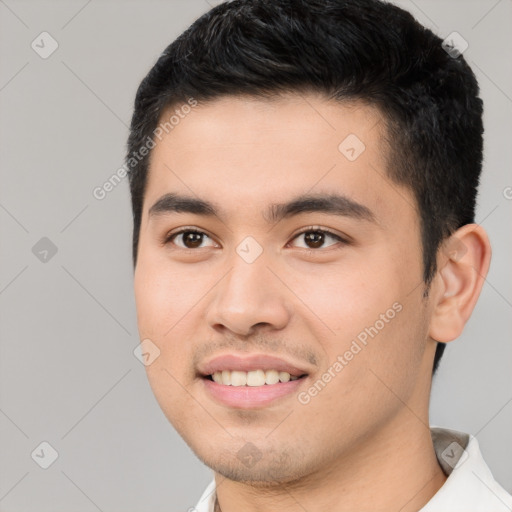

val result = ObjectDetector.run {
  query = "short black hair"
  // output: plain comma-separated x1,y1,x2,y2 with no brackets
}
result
126,0,484,374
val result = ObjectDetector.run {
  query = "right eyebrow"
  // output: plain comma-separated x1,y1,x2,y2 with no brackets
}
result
148,193,217,218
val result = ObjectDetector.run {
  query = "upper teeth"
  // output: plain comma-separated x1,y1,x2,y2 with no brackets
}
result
211,370,299,386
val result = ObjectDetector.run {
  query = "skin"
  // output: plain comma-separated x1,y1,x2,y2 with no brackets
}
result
133,93,491,512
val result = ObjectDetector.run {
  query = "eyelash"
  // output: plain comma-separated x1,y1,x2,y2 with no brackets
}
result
162,226,349,252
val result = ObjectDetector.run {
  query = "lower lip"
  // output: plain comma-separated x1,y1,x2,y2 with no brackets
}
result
202,377,305,409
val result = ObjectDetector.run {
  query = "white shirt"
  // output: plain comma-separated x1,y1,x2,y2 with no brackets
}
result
192,427,512,512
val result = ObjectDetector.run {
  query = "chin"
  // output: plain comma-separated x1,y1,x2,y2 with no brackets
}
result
192,441,315,486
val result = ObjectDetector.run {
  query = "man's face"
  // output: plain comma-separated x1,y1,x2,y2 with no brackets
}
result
134,94,437,483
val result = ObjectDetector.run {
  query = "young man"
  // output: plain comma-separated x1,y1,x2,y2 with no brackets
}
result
126,0,511,510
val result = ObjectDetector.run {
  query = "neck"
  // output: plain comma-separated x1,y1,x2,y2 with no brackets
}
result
213,414,447,512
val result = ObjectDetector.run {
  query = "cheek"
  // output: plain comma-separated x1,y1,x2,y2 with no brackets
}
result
134,251,207,337
290,254,426,386
294,298,428,441
134,261,186,384
282,258,392,336
135,259,198,420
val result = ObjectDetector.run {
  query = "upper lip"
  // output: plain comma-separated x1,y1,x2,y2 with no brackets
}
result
197,353,311,378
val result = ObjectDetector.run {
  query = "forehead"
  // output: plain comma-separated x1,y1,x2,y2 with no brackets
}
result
143,94,416,227
152,94,385,163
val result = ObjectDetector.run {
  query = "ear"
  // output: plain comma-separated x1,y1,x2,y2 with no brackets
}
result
429,224,492,343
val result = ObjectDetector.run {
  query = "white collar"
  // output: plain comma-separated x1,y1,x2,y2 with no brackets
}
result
193,427,512,512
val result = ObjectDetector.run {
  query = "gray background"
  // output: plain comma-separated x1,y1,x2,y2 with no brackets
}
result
0,0,510,510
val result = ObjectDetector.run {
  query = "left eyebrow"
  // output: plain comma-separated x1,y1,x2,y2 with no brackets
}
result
148,192,376,224
264,193,376,224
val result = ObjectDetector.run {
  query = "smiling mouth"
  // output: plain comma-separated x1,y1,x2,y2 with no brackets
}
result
205,369,308,386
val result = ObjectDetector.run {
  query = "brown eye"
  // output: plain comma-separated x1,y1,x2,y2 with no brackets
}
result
165,229,215,249
290,229,345,250
304,231,325,248
181,231,204,248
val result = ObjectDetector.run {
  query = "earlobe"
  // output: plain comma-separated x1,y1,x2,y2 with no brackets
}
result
429,224,492,343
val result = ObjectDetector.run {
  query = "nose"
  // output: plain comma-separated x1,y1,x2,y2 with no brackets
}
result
205,250,292,337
